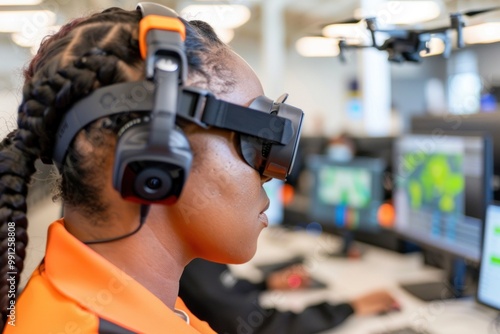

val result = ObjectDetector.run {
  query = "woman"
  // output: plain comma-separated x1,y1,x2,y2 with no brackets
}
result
0,3,302,333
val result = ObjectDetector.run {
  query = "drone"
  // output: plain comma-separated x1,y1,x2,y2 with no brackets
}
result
329,6,500,63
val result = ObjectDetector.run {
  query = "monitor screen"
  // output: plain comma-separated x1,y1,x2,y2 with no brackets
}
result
478,203,500,310
394,134,492,262
411,113,500,201
307,156,386,231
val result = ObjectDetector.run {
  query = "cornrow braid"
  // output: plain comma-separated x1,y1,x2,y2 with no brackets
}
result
0,9,143,327
0,130,36,328
0,6,232,328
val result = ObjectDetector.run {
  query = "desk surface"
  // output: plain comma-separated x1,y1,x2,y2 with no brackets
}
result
232,227,499,334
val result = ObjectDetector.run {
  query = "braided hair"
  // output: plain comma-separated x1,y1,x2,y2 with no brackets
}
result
0,6,230,327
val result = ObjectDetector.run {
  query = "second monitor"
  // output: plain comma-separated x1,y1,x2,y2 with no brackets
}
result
394,133,493,262
393,133,493,300
307,155,387,241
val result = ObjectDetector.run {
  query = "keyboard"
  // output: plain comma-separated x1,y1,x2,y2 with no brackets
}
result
374,327,432,334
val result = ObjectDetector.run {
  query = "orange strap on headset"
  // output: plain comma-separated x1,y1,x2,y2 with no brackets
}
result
139,15,186,59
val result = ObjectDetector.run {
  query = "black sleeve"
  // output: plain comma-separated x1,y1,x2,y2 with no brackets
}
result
179,259,355,334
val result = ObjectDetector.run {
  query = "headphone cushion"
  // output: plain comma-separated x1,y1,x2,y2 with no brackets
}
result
113,120,192,204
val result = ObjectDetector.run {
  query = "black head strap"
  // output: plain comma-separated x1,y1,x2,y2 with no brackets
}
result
52,83,294,167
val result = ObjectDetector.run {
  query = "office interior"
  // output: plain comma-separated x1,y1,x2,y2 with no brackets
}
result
2,0,500,333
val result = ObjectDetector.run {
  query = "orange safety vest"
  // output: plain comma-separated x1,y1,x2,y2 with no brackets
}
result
3,219,216,334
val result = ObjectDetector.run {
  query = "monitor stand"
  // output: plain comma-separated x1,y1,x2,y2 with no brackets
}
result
400,257,477,301
324,230,364,259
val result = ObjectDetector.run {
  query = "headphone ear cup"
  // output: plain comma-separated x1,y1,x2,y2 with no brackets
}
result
113,118,192,205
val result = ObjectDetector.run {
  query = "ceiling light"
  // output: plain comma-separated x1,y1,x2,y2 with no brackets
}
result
420,36,446,57
180,4,251,29
0,0,42,5
295,37,340,57
464,22,500,45
213,28,234,43
356,1,441,25
0,10,56,33
12,25,61,48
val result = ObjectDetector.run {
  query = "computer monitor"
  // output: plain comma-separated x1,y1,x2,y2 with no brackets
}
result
394,133,492,262
477,203,500,310
352,136,395,200
394,133,493,300
307,155,386,233
411,113,500,201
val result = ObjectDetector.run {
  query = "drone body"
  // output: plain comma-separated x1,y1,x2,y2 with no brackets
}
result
330,6,500,63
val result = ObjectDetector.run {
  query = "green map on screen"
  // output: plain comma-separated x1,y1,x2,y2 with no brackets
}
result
400,153,464,213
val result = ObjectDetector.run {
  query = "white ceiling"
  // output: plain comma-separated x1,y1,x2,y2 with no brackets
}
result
1,0,500,79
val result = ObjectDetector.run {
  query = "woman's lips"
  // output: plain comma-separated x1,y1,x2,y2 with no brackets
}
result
259,200,270,227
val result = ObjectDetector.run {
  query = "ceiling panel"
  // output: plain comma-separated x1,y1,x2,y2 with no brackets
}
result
1,0,500,78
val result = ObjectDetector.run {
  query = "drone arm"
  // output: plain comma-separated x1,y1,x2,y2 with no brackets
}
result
451,13,465,48
364,17,380,49
338,39,347,63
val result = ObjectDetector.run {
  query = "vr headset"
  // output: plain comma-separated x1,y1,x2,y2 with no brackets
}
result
52,2,304,205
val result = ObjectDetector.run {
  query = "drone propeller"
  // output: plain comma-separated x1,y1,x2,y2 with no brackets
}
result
321,17,361,27
462,6,500,17
337,17,360,24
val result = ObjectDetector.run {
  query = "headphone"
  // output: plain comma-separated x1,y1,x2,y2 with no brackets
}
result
52,2,304,206
112,3,192,205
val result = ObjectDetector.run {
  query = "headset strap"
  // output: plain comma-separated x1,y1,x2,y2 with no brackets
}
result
178,87,293,144
52,82,293,167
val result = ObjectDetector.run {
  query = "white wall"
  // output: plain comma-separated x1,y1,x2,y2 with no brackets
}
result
231,36,358,137
284,50,358,136
473,43,500,81
22,196,62,289
0,48,26,139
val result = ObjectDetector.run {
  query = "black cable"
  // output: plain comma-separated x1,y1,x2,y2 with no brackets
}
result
83,204,151,245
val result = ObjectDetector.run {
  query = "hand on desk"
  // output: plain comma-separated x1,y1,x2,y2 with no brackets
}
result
265,264,400,317
266,264,312,290
351,290,401,316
